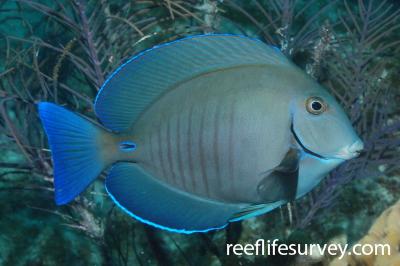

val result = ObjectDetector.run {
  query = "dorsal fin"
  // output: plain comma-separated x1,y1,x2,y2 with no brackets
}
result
94,34,292,132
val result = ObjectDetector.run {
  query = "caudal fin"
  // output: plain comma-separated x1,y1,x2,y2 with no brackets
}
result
38,102,107,205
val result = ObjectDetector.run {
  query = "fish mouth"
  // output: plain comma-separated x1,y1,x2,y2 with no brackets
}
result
290,123,327,160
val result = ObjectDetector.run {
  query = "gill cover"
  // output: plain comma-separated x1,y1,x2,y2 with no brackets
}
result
291,90,362,159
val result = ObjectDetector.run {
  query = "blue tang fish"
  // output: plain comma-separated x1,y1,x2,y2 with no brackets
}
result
38,34,364,233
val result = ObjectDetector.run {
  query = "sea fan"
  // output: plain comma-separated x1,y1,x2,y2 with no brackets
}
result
296,0,400,228
0,1,209,264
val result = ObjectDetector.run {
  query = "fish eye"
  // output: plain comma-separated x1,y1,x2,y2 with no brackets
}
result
306,97,327,115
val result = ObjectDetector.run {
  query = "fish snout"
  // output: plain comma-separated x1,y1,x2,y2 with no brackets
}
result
349,139,364,155
335,139,364,160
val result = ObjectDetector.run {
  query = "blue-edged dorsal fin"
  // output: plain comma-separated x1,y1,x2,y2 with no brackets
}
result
105,162,246,233
94,34,291,132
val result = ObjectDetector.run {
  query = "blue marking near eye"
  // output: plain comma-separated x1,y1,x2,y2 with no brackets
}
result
119,141,137,152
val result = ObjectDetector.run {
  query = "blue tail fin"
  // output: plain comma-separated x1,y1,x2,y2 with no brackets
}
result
38,102,106,205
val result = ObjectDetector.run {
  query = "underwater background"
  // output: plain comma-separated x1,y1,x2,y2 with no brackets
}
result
0,0,399,265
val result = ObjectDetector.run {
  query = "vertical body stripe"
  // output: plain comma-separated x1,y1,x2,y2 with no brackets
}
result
176,112,186,190
148,125,155,163
157,116,168,181
198,102,210,197
213,99,222,188
186,105,196,191
228,96,237,194
166,116,177,185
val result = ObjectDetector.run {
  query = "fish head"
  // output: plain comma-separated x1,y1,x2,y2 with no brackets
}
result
290,85,363,161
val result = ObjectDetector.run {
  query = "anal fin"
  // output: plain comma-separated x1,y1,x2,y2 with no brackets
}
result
105,163,244,233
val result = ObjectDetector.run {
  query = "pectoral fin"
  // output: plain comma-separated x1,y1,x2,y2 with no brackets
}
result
257,148,300,203
230,204,267,221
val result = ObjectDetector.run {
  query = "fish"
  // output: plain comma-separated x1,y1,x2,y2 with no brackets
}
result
38,34,364,234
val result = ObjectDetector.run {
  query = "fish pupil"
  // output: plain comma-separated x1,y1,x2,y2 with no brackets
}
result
311,101,322,111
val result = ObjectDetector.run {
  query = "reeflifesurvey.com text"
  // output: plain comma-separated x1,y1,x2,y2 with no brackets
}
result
226,239,391,259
